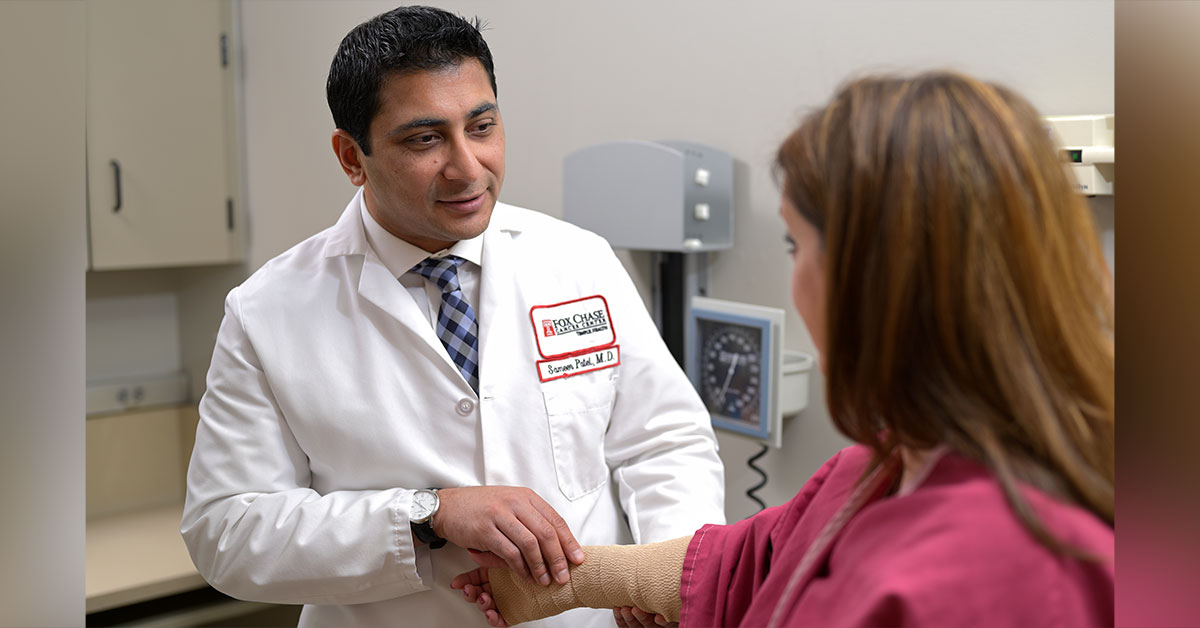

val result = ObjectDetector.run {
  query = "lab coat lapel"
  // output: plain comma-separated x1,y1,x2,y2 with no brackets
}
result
477,218,522,399
356,250,444,351
357,253,479,391
476,210,541,486
325,193,464,383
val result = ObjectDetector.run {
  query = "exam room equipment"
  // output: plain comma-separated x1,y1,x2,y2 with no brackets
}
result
565,140,733,367
1045,114,1115,195
563,140,813,451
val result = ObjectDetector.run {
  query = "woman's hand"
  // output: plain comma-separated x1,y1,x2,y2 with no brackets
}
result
614,606,677,627
451,567,510,627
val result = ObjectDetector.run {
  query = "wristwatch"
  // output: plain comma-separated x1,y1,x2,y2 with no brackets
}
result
410,488,447,549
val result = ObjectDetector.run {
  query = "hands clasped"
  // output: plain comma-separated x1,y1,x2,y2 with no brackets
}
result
451,534,692,627
434,486,585,586
450,568,675,628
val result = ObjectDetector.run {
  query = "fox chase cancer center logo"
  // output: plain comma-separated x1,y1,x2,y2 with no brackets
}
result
530,295,616,359
543,310,608,338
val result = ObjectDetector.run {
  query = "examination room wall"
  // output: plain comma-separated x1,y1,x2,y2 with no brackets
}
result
238,0,1114,522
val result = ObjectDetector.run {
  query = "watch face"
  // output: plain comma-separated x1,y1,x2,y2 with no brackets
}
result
412,490,438,521
697,319,762,424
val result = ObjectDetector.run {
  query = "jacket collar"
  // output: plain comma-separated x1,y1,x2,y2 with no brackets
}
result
321,187,371,260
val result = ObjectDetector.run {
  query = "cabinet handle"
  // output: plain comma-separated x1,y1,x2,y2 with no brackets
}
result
110,159,123,213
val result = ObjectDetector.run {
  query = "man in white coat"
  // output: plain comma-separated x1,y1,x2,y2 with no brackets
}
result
181,6,725,627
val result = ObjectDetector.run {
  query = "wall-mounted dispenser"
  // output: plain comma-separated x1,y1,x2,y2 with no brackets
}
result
564,140,734,252
1045,114,1114,196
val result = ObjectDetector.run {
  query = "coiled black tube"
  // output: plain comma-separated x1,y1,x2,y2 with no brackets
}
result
746,443,769,512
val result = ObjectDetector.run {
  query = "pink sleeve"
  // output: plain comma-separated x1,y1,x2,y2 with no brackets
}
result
679,451,844,627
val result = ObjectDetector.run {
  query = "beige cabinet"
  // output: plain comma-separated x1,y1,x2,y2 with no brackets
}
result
86,0,243,270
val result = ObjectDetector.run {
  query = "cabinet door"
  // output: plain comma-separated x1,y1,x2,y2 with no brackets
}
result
87,0,241,270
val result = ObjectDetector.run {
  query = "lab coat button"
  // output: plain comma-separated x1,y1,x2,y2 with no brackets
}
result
456,398,475,415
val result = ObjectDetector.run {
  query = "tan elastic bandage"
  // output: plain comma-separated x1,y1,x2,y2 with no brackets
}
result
488,535,691,625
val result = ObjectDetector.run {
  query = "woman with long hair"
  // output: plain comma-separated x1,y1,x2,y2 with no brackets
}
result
453,71,1115,627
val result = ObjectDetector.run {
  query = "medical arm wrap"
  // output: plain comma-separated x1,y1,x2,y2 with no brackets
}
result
489,534,691,625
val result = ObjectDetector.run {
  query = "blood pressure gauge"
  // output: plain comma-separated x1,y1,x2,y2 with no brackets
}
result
699,323,763,421
688,297,784,447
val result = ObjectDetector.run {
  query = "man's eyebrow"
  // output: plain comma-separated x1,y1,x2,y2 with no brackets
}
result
385,102,497,138
387,117,447,137
467,102,497,119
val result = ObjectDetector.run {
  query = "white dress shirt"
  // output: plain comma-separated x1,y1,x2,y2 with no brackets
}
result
360,201,482,329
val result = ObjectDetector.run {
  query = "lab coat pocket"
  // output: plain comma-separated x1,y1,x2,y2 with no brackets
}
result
541,376,616,501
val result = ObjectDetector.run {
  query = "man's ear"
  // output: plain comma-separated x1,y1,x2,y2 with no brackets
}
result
332,130,368,187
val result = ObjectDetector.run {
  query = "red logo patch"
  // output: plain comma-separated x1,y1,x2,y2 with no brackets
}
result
542,320,556,336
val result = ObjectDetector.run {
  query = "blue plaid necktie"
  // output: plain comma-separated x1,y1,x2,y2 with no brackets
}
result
411,255,480,394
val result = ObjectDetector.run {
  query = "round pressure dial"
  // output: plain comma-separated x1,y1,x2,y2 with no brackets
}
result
699,323,762,422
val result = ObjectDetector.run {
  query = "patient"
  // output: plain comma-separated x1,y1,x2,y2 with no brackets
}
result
452,71,1115,627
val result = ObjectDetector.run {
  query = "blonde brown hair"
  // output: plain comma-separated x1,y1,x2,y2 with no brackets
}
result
776,71,1114,553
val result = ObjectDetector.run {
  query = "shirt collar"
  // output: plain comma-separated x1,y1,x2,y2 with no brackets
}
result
359,200,484,278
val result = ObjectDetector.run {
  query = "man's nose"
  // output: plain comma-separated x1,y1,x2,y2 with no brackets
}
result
443,137,484,181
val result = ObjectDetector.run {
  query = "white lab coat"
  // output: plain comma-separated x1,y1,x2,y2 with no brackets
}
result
181,190,725,627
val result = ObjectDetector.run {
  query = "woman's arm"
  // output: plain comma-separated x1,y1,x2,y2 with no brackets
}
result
454,535,692,625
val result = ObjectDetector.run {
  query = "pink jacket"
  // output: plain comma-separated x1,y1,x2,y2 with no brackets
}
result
680,445,1113,627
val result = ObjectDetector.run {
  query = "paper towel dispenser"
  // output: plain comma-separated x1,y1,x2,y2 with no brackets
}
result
563,140,734,252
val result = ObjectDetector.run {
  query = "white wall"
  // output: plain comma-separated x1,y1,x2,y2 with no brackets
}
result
239,0,1114,521
87,292,181,382
0,2,87,623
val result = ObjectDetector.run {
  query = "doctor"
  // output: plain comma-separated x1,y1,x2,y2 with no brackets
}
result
180,5,724,628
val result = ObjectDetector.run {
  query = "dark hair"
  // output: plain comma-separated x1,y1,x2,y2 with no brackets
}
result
776,71,1114,555
326,5,497,155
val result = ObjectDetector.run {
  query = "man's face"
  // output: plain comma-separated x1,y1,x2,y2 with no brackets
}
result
354,60,505,252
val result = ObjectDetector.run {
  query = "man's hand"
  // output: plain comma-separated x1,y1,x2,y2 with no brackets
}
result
434,486,585,585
